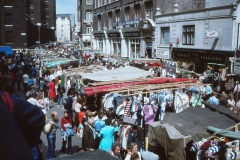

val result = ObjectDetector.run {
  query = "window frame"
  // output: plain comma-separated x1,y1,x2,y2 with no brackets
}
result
182,25,195,45
5,13,13,25
86,27,91,34
160,27,170,45
86,0,93,5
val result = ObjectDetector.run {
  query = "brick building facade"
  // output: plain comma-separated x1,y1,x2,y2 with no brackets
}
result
0,0,56,49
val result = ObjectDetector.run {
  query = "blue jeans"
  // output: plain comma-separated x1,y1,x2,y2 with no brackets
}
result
57,94,63,105
47,134,56,159
30,146,39,160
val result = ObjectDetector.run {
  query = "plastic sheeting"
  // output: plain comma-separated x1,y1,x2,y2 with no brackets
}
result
80,66,152,82
163,107,237,142
148,122,192,160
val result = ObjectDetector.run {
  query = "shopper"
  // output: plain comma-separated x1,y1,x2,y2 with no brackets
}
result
45,111,60,159
60,111,73,155
98,119,118,152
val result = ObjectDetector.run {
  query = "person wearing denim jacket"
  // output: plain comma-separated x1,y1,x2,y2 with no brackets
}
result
45,111,60,159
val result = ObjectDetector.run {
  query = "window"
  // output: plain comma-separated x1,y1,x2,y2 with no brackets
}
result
30,12,34,20
45,5,49,9
145,2,153,19
5,13,12,25
30,3,34,9
86,27,91,34
5,31,13,43
115,10,120,22
86,0,93,5
125,7,130,20
134,5,140,19
182,25,195,45
99,38,103,52
98,16,101,30
86,11,92,20
108,12,112,29
113,38,121,55
108,0,113,3
161,27,170,44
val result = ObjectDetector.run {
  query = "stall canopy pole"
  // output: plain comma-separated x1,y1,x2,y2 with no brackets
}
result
142,94,146,151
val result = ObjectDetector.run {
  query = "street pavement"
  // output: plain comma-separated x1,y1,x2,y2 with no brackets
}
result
15,89,82,160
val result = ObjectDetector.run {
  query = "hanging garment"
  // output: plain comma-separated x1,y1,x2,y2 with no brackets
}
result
174,92,189,113
190,94,203,107
103,93,115,110
160,102,166,120
205,85,213,95
116,102,125,116
143,105,157,124
158,92,165,103
136,103,143,126
124,100,132,117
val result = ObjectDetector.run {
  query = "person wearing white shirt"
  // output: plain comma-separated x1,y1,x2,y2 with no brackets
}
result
49,73,55,81
27,94,45,109
22,72,29,92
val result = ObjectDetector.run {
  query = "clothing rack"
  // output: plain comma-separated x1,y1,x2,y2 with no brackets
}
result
109,82,210,96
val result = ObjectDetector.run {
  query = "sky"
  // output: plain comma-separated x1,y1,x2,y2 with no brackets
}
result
56,0,77,23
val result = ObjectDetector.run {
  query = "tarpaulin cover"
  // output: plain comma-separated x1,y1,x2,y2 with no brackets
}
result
148,122,192,160
204,102,240,123
80,66,152,81
207,126,240,139
84,77,195,97
163,107,237,142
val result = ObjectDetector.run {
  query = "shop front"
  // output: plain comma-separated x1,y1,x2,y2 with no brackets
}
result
93,32,106,54
108,32,121,55
172,47,235,89
122,31,141,59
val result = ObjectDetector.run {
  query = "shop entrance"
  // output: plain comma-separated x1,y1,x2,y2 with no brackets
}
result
146,49,152,58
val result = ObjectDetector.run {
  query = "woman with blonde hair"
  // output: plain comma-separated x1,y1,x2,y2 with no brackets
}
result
37,93,47,115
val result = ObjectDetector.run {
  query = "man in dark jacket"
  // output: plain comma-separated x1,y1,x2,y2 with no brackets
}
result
82,117,95,151
0,91,45,159
65,89,75,119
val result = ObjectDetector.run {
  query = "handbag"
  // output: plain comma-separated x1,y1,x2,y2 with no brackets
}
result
43,123,53,134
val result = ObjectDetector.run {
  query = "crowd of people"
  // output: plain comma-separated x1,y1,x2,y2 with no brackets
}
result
1,44,240,160
0,47,163,160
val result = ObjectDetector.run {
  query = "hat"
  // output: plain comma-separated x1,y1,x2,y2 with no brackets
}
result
82,117,88,124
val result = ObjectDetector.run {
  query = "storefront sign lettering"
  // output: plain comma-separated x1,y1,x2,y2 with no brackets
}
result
122,19,140,26
156,50,169,59
176,53,190,58
108,33,120,37
199,55,222,62
94,33,105,37
123,32,140,37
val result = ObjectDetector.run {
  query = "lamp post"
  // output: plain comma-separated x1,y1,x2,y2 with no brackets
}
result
37,23,41,45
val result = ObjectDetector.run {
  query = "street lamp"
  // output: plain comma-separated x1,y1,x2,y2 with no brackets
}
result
37,23,41,45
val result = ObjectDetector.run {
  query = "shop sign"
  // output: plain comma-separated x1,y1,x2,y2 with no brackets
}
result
176,53,190,58
112,22,118,27
156,50,169,59
123,32,140,37
206,31,219,38
122,19,140,26
108,33,120,37
94,33,105,37
199,55,222,62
